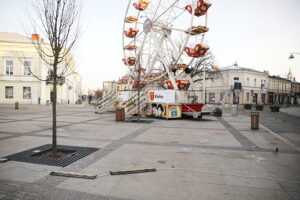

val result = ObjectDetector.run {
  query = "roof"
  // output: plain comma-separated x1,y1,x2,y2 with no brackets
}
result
218,65,268,75
268,75,291,82
118,75,129,84
0,32,32,44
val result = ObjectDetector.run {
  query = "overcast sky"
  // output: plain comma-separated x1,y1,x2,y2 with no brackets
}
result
0,0,299,91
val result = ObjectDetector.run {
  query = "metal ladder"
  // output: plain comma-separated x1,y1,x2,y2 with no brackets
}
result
95,92,117,114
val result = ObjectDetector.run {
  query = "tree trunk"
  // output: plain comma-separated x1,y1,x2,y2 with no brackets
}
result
137,69,141,122
137,86,140,122
52,65,58,156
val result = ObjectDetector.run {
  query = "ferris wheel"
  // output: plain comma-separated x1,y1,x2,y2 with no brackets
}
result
122,0,212,91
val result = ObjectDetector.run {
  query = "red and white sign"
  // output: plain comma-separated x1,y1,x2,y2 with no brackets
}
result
148,90,176,103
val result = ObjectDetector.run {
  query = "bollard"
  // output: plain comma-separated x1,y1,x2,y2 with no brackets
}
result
15,101,19,110
251,112,259,130
115,108,125,121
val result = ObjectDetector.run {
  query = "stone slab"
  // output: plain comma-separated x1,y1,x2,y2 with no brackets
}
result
240,130,275,149
134,127,242,147
57,144,300,199
0,161,58,183
0,121,70,134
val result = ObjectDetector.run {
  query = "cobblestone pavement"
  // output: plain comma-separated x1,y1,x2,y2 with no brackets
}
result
0,104,299,200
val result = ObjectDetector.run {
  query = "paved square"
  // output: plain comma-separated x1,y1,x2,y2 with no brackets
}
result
0,104,299,200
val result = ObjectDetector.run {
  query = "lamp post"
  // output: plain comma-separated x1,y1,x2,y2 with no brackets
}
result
289,52,300,59
288,52,300,104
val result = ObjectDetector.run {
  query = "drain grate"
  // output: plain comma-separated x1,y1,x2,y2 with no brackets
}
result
5,144,99,167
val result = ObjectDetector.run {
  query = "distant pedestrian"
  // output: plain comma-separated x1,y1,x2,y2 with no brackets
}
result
88,95,92,104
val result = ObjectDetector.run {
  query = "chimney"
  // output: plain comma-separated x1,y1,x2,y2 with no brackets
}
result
31,34,40,41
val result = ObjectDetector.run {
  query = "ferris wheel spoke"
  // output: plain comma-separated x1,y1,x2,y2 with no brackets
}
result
152,0,179,24
151,31,178,89
168,9,186,24
151,0,163,21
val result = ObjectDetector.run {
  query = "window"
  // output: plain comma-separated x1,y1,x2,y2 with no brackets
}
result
247,93,249,102
254,78,257,87
5,60,13,75
233,77,239,82
261,79,264,88
5,87,13,98
220,92,224,102
247,77,250,86
253,94,257,103
208,93,215,103
23,61,32,75
23,87,31,99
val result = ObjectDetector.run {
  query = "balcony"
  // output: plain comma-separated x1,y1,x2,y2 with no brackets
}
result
46,75,65,85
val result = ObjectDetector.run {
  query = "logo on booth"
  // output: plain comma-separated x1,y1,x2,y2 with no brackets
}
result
150,92,154,101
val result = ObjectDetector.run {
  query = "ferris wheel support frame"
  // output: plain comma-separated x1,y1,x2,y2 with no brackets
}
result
123,0,206,92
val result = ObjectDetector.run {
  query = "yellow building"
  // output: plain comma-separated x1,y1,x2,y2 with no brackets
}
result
0,32,81,104
268,75,291,104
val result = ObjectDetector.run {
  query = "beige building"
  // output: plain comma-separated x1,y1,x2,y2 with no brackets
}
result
103,81,117,94
0,32,81,104
203,64,269,105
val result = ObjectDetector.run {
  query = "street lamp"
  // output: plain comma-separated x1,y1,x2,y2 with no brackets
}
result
289,52,300,59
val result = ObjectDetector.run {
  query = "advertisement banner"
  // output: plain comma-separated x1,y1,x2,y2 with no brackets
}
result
148,90,176,103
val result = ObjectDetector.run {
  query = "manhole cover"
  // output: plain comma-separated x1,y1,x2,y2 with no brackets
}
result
5,144,99,167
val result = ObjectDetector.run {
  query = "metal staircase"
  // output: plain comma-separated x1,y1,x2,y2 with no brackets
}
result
121,92,147,119
95,92,117,114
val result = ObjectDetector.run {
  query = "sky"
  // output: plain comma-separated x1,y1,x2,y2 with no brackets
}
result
0,0,300,91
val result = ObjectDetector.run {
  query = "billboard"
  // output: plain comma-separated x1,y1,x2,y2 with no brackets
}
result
148,90,176,103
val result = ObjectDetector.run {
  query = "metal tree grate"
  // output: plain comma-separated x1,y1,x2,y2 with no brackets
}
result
5,144,99,167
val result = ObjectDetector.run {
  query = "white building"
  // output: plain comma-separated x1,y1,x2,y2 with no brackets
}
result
0,32,81,104
203,64,269,105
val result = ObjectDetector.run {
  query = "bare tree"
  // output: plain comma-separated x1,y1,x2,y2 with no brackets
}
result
190,52,221,83
28,0,81,156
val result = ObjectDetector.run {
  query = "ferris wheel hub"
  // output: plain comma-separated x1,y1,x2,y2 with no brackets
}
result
143,18,153,33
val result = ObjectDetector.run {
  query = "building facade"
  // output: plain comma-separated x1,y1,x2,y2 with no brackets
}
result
117,76,129,91
0,32,81,104
203,64,269,105
291,81,300,104
268,76,291,105
103,81,117,94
